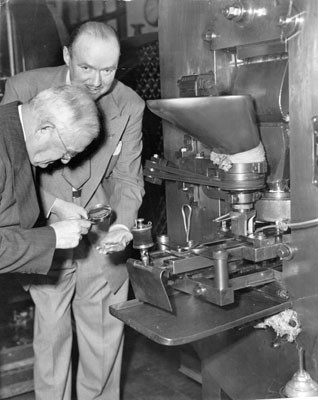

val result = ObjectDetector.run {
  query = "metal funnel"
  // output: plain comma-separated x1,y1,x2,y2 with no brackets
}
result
147,95,260,154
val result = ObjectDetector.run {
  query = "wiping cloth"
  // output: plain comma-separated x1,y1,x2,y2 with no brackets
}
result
210,142,266,171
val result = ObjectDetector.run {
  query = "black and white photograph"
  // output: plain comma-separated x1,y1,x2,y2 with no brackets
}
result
0,1,317,399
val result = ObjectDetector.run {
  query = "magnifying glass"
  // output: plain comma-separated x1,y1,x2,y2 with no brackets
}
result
87,204,112,224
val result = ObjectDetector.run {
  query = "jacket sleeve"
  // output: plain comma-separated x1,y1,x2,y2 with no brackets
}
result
1,77,28,104
1,78,19,104
0,226,56,274
103,99,145,230
1,74,42,104
0,145,56,274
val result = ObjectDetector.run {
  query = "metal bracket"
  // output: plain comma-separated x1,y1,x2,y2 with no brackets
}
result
126,259,173,312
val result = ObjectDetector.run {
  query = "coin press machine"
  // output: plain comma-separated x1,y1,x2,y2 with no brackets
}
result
110,1,318,398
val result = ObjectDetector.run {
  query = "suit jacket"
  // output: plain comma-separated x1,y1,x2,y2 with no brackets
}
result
2,66,145,292
0,102,56,273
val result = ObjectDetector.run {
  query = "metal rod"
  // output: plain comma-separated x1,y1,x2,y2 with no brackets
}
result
213,250,229,291
5,1,15,76
298,346,304,373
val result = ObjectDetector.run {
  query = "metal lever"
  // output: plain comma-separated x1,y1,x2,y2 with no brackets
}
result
182,204,192,244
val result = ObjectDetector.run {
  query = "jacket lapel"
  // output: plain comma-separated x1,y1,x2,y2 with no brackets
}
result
80,91,129,207
80,117,129,207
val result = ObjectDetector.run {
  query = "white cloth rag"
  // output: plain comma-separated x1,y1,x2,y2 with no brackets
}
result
210,142,266,171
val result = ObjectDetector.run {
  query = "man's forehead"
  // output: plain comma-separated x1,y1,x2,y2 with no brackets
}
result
73,32,119,51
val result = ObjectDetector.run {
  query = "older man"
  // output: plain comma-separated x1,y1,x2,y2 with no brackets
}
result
2,21,145,400
0,84,99,273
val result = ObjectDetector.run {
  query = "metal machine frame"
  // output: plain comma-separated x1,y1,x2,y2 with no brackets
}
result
110,1,318,398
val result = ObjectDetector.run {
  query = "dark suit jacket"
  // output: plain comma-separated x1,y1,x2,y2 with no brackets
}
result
2,66,145,291
0,102,56,273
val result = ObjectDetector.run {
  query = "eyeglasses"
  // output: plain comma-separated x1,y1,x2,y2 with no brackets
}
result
55,129,77,161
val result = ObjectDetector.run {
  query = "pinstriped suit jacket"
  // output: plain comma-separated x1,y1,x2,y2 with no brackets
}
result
0,102,56,273
2,66,145,292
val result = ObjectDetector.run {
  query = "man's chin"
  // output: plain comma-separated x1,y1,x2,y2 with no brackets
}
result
90,91,105,101
87,87,109,100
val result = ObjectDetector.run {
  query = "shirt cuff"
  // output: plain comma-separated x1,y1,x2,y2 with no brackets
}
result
109,224,130,232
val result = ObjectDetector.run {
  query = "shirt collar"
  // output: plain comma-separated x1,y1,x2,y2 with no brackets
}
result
66,70,70,84
18,105,26,140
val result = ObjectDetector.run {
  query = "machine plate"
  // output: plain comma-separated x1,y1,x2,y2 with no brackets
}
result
110,289,291,346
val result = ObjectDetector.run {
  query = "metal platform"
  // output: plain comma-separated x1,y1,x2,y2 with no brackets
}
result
110,288,291,346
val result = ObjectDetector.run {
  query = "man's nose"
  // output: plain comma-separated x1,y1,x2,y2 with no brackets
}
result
91,71,102,87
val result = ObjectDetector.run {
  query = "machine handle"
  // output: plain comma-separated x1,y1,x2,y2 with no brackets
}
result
182,204,192,243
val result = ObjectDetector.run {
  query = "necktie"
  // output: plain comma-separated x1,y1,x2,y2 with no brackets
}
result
62,158,91,204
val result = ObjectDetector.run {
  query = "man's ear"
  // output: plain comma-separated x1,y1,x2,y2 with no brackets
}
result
63,46,70,67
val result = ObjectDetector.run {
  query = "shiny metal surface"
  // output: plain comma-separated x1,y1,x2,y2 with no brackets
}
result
147,95,260,154
126,259,172,312
110,288,290,345
207,0,294,50
283,347,318,398
255,196,291,222
284,370,318,398
131,219,154,250
233,59,289,123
